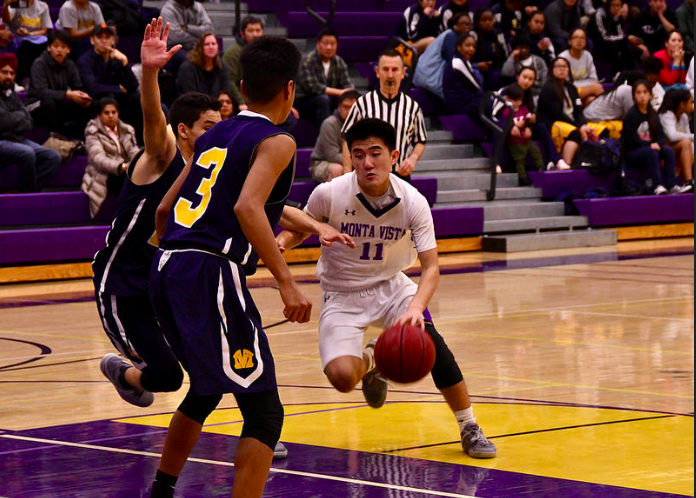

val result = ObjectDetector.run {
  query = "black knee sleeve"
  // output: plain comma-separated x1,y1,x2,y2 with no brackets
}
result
235,390,284,451
177,390,223,425
425,322,464,390
140,363,184,393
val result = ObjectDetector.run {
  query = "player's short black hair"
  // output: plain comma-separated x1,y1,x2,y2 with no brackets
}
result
317,27,338,42
642,56,664,75
338,90,361,105
506,83,525,101
48,29,72,48
345,119,397,152
169,92,222,139
241,36,302,104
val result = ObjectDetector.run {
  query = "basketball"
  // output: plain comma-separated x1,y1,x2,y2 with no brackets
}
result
374,324,436,384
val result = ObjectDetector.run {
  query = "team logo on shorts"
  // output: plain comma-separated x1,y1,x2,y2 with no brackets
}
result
233,349,255,370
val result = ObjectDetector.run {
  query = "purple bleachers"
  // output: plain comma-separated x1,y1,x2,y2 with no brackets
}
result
296,148,312,178
438,115,487,142
248,0,414,13
432,206,484,237
409,88,448,117
0,192,91,227
278,12,401,38
0,226,108,265
528,170,619,199
0,156,87,192
292,119,320,148
574,194,695,227
336,36,391,63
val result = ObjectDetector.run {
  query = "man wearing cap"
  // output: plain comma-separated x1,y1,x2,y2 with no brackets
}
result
78,23,141,140
0,53,61,192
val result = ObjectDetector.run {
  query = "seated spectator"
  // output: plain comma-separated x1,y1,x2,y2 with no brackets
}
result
222,15,264,111
501,37,547,95
587,0,639,76
177,33,231,98
472,8,508,90
537,57,601,165
644,55,667,109
1,0,51,80
97,0,143,36
559,28,604,106
519,12,555,67
501,83,545,185
81,97,139,217
55,0,104,58
654,30,688,90
675,0,693,54
659,88,694,191
687,58,694,95
491,0,524,43
584,70,645,136
628,0,678,58
543,0,582,53
622,79,680,195
296,28,353,127
438,0,470,34
26,30,94,139
78,24,141,140
0,53,61,192
413,12,472,99
396,0,440,54
217,91,234,120
443,33,485,118
160,0,213,72
309,90,360,183
0,25,13,55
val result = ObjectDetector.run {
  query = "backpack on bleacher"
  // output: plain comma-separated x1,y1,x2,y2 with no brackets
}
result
571,139,622,176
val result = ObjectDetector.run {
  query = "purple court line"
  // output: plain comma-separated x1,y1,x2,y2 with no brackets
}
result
203,403,373,428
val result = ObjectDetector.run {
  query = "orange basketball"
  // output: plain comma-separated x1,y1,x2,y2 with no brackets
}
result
374,324,436,383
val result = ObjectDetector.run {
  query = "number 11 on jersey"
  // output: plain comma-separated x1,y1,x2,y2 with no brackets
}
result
360,242,384,261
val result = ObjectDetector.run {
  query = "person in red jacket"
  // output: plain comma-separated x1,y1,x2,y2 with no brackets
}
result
654,30,688,89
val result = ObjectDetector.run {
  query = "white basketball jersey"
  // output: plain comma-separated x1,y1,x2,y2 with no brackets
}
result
305,173,437,292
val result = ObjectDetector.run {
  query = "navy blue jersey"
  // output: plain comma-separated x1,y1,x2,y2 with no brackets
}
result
160,114,295,275
92,149,186,296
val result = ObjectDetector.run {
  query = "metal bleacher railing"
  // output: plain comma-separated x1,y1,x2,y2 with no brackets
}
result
479,92,514,202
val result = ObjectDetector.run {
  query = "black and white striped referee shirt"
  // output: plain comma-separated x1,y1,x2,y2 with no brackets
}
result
341,90,428,165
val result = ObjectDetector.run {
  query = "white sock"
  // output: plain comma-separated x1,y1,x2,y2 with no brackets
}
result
363,345,376,374
455,407,476,434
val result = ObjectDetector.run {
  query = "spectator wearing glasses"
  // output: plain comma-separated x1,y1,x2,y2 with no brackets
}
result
559,28,604,106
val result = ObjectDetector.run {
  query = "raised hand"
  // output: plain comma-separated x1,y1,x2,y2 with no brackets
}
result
141,17,181,70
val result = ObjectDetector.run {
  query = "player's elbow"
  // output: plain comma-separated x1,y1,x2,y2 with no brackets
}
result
155,205,169,238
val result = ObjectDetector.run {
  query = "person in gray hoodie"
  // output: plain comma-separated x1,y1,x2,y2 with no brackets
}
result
161,0,213,73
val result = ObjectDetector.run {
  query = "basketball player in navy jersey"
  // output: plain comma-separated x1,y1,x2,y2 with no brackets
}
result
147,37,309,498
277,119,497,459
94,19,221,408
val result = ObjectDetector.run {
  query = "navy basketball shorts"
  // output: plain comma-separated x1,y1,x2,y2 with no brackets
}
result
94,288,178,373
150,249,278,397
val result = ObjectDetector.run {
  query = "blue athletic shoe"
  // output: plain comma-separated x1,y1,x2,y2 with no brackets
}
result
100,353,154,408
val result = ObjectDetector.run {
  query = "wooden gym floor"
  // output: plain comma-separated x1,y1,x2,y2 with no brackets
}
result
0,238,693,497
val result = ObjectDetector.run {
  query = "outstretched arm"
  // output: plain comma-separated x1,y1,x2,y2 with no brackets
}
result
279,206,355,248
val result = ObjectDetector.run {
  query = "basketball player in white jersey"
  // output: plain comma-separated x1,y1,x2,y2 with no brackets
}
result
277,118,497,458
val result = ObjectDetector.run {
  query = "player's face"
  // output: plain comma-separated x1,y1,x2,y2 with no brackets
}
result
351,138,399,197
184,109,222,147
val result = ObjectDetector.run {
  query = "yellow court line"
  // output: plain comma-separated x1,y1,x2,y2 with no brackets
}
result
577,310,695,324
474,384,560,396
462,372,695,400
0,329,112,344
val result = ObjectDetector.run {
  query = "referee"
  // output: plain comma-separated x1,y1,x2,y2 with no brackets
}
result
341,49,428,181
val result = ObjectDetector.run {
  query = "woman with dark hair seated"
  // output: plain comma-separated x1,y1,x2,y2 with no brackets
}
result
443,33,485,119
217,91,235,120
654,30,689,90
584,70,645,138
659,88,694,191
537,57,602,166
176,32,232,98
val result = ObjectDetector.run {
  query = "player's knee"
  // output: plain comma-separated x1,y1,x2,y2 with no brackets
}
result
237,390,284,450
177,390,222,425
425,322,464,390
324,359,361,393
140,364,184,393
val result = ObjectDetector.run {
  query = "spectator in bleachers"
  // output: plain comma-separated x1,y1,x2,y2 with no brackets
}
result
644,55,667,109
587,0,638,76
217,90,233,120
2,0,51,80
622,79,679,195
628,0,678,58
0,25,13,54
296,28,353,128
55,0,104,59
160,0,213,72
26,29,94,138
97,0,143,36
654,30,688,90
413,12,472,99
519,11,555,66
543,0,582,53
559,28,604,106
309,90,359,183
659,88,694,191
501,83,545,185
81,96,139,217
176,32,231,98
78,23,141,140
501,37,547,95
396,0,440,54
0,53,61,192
438,0,469,34
222,15,264,112
341,49,427,180
583,70,645,136
537,56,600,165
687,58,694,95
491,0,524,43
675,0,693,54
472,8,508,90
443,33,485,119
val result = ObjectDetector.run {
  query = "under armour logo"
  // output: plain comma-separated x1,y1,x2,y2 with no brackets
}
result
345,210,356,216
324,294,331,303
233,349,255,369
